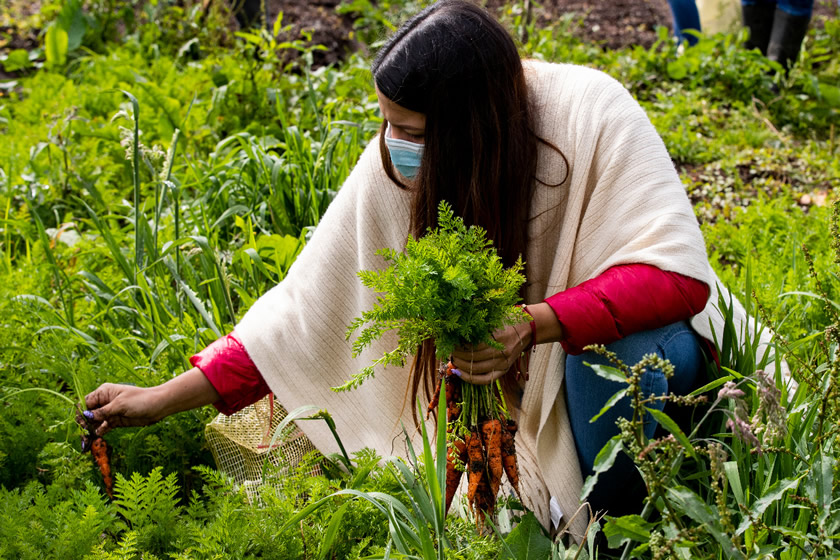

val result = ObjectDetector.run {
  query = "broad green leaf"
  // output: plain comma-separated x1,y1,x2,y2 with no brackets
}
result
667,58,688,80
501,512,551,560
735,476,803,535
602,514,651,549
318,501,350,560
645,406,696,458
667,487,741,557
581,435,623,501
724,461,745,507
45,25,69,68
817,82,840,108
2,49,30,72
590,387,627,423
585,363,627,384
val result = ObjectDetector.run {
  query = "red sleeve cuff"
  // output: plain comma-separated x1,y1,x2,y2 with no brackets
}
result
190,333,271,415
546,287,622,355
545,264,710,355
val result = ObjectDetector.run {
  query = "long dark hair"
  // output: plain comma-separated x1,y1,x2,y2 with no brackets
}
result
372,1,564,422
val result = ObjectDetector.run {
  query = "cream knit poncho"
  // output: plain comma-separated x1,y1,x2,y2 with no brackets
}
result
235,61,773,535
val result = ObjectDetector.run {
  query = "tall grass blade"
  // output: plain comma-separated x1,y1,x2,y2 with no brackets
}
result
121,90,142,285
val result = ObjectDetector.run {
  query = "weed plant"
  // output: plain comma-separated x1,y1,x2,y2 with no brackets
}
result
0,0,838,558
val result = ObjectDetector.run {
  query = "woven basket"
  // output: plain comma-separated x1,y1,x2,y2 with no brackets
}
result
205,394,318,502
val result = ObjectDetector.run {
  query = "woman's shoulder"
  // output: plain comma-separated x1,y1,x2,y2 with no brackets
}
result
522,59,626,96
523,59,641,133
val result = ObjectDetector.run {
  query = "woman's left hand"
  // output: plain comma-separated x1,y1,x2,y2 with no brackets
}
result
451,322,531,385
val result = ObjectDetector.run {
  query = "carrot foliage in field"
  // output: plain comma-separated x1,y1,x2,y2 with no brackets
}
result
339,201,528,391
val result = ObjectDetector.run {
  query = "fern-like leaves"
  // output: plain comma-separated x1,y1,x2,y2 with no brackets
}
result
337,201,528,391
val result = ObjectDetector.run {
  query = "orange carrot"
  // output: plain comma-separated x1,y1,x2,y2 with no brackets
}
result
466,429,485,504
481,419,503,497
427,374,444,418
501,420,520,497
472,462,493,530
90,436,113,498
446,376,462,423
445,435,467,514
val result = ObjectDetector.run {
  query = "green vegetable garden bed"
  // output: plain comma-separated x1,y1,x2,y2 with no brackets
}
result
0,1,839,558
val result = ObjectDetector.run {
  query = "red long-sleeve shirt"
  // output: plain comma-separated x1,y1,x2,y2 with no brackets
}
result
191,263,710,415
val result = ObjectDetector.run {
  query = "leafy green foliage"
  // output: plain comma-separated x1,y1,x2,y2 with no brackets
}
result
501,512,552,559
1,0,839,557
341,201,527,390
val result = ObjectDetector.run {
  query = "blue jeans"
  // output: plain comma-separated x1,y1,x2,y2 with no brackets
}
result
564,320,704,515
668,0,701,45
741,0,814,17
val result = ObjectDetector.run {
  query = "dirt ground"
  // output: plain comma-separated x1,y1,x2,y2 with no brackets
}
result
1,0,837,71
266,0,677,66
263,0,837,66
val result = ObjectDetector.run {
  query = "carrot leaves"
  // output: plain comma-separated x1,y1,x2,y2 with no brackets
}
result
336,201,527,392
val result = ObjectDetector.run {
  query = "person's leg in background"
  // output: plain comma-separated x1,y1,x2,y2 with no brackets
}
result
564,321,705,517
668,0,702,46
742,0,777,54
741,0,813,69
767,0,813,70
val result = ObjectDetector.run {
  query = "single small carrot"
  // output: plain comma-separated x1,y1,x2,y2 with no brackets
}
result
427,373,444,418
445,435,467,514
481,419,503,497
466,429,485,504
472,463,493,530
447,402,461,423
90,436,113,498
501,420,520,496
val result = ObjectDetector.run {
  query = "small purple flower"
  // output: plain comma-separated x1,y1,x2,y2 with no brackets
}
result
727,417,760,449
718,381,745,400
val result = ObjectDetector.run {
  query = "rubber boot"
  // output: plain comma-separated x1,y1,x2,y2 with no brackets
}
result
742,4,775,55
767,8,812,71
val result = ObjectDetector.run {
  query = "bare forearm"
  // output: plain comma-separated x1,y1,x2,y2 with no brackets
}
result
153,367,221,418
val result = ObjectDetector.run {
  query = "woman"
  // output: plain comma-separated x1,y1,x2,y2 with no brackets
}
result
83,0,771,536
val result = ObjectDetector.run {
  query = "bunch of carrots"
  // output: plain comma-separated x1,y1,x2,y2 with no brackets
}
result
76,405,114,498
428,362,520,529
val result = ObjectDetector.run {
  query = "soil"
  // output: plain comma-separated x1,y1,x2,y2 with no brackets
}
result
261,0,678,67
1,1,837,73
260,0,837,66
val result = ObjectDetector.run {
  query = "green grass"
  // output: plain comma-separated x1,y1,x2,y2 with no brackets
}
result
0,0,838,558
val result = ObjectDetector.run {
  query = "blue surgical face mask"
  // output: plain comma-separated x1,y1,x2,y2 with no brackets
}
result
384,123,424,180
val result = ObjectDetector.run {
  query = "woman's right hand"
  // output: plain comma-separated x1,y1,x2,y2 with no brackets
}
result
83,383,167,436
81,367,221,436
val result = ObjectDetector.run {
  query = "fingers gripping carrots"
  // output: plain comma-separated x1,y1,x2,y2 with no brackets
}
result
433,362,522,529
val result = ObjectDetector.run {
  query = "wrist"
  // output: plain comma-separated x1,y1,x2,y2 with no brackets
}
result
148,384,178,421
521,305,537,350
523,302,564,345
